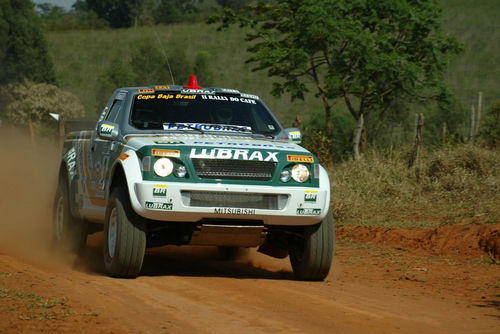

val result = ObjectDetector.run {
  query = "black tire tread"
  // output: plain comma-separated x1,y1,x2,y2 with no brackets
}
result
291,210,335,281
104,187,146,278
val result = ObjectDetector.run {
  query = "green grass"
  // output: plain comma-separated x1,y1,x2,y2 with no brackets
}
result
46,0,500,127
47,24,318,125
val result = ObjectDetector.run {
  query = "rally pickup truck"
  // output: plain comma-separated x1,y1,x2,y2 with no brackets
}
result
53,76,334,280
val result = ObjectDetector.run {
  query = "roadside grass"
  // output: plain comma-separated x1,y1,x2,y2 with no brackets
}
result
0,286,99,321
330,144,500,228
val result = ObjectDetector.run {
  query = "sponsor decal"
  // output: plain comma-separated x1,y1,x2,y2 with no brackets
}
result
217,88,240,94
138,89,154,93
181,89,213,94
163,123,251,133
154,140,184,145
154,85,170,90
118,153,130,161
100,123,114,135
192,141,296,150
65,147,77,179
304,190,318,202
153,185,167,197
151,148,180,158
200,94,256,104
288,131,301,141
190,148,278,162
214,208,256,215
297,208,321,216
240,93,260,100
145,201,172,211
287,154,314,163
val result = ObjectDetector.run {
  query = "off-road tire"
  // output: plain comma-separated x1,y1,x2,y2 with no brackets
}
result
104,187,146,278
290,209,335,281
52,178,87,253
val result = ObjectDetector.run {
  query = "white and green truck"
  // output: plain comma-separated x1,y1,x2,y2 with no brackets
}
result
54,77,334,280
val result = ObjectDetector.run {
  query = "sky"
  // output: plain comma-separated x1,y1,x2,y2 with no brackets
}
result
31,0,76,10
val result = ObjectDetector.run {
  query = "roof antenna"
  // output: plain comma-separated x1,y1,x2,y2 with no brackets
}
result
152,27,175,85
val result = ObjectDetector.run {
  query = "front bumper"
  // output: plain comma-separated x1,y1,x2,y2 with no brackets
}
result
130,181,329,226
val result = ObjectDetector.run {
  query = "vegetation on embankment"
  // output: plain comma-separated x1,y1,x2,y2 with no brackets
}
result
330,144,500,228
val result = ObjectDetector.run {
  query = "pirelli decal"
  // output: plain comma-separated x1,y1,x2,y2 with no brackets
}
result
152,148,180,158
287,155,314,163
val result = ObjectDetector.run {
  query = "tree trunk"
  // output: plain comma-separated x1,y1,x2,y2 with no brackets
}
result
353,113,364,161
325,105,332,137
360,126,366,154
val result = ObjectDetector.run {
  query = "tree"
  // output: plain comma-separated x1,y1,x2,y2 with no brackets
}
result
83,0,136,28
3,80,85,142
0,0,56,85
211,0,462,158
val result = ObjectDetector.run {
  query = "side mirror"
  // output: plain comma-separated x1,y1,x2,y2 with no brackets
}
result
97,121,119,140
284,128,302,144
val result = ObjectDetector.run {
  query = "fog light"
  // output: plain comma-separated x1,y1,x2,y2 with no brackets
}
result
174,165,187,178
280,170,291,182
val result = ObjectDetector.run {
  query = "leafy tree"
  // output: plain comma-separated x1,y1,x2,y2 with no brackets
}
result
3,80,85,141
83,0,136,28
0,0,56,85
478,101,500,148
212,0,462,158
216,0,253,12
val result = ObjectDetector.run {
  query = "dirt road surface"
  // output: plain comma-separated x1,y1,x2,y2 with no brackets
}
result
0,130,498,333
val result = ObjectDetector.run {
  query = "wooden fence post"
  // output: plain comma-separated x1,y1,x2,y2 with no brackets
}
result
58,116,65,152
476,91,482,135
469,105,475,142
442,122,447,145
408,113,424,169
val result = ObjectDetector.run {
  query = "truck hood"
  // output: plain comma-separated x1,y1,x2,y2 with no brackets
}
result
123,134,311,154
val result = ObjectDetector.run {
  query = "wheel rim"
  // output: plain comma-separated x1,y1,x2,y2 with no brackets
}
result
108,208,118,258
55,195,64,240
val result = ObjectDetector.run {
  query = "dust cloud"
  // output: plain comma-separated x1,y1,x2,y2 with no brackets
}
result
0,127,61,262
0,126,291,275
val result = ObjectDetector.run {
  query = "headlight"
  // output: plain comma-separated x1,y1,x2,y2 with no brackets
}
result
291,164,309,182
153,158,173,177
280,170,291,182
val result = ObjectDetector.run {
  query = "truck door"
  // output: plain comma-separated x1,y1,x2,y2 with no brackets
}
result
87,97,124,205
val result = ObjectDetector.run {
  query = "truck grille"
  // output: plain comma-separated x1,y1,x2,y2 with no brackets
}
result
181,191,288,210
192,159,276,181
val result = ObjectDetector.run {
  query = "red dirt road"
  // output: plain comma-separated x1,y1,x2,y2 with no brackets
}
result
0,237,499,334
0,131,499,333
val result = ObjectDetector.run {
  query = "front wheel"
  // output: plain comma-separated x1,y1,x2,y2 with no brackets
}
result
290,210,335,281
104,187,146,278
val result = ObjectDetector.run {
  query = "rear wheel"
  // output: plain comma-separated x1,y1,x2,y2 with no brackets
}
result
104,187,146,278
52,178,87,253
290,210,335,281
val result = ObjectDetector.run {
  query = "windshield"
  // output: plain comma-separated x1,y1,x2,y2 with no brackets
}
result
130,93,280,135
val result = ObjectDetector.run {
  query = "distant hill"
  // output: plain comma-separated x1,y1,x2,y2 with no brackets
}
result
46,0,499,127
